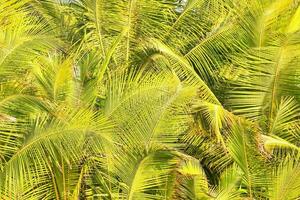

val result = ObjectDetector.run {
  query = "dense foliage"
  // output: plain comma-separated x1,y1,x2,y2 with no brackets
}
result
0,0,300,199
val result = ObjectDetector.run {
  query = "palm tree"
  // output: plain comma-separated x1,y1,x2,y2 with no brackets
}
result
0,0,299,199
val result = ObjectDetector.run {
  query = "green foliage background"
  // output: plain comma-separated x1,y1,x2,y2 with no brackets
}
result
0,0,299,199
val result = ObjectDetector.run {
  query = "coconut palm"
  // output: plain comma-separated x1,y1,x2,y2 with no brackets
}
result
0,0,299,199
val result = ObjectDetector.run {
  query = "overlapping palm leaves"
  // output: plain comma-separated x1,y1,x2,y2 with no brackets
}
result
0,0,299,199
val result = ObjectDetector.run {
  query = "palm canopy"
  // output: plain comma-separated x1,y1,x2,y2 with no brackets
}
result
0,0,299,199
